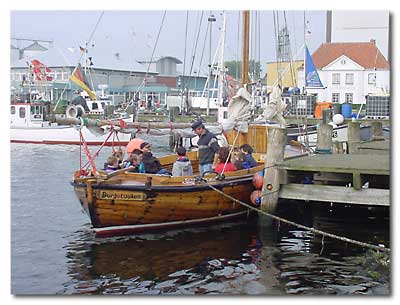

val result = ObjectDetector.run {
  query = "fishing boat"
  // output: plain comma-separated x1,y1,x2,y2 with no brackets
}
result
10,100,131,146
10,58,132,146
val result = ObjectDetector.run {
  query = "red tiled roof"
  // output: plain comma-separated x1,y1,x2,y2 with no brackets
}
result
312,42,389,69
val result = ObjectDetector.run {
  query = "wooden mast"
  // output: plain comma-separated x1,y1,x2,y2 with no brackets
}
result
241,10,250,86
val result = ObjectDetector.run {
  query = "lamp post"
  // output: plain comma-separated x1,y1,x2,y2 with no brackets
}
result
207,13,216,116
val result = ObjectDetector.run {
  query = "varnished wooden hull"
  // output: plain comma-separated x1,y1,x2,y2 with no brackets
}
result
72,167,261,236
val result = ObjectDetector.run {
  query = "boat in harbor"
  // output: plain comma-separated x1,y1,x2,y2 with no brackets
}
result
10,100,131,146
10,59,132,146
71,149,264,237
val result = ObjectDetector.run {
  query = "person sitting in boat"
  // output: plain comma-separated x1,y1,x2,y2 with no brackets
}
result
239,144,258,168
214,147,237,174
232,148,245,170
112,148,125,169
122,149,144,172
172,146,193,176
125,153,143,173
140,142,172,175
104,155,119,173
191,119,220,175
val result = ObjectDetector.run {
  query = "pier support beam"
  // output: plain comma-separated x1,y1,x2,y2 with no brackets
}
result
261,126,287,213
348,121,361,154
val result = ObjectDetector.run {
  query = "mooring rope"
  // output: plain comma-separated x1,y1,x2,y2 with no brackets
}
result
204,182,390,253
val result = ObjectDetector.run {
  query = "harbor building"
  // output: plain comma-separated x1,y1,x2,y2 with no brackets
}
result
297,40,390,104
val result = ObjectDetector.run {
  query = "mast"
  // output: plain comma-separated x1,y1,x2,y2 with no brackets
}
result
218,12,227,105
241,10,250,87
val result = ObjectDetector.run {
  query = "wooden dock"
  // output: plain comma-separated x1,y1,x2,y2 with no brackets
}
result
259,123,390,211
276,153,389,206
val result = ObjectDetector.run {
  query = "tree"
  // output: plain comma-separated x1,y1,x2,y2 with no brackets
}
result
224,60,263,81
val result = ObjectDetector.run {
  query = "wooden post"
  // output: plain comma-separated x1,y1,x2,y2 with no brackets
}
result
261,126,287,213
316,125,333,154
371,121,383,140
332,141,344,154
169,107,176,151
348,121,361,154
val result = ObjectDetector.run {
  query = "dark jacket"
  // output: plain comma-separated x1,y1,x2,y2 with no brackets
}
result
198,129,220,165
142,152,162,174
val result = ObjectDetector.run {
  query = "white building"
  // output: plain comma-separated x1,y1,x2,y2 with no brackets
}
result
326,11,390,61
298,40,390,104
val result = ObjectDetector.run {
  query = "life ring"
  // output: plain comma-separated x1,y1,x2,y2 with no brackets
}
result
66,105,85,118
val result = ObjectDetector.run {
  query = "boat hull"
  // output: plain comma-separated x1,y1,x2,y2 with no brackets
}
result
10,125,131,146
72,174,256,237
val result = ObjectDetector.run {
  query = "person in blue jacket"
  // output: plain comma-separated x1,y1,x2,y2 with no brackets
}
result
239,144,258,168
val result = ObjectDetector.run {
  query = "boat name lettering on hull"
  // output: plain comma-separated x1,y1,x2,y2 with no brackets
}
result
99,191,145,201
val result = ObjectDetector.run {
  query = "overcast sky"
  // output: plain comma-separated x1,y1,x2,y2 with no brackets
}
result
10,10,326,75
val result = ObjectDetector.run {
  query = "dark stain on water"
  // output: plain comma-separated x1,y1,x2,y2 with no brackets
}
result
11,142,390,295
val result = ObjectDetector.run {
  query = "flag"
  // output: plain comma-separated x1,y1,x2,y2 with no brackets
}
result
70,63,97,100
31,59,52,81
305,46,324,88
79,46,88,53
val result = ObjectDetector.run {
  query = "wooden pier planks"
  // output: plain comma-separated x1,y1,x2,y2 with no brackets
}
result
276,153,390,206
279,183,390,206
277,154,389,176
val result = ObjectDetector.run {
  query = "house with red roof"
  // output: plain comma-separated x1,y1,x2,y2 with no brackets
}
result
298,40,390,104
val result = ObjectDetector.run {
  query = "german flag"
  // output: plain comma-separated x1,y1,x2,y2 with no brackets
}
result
70,63,97,100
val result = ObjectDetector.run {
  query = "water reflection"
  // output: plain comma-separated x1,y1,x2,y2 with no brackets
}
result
62,221,273,294
272,201,390,295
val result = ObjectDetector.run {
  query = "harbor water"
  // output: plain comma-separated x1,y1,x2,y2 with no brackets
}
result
11,138,390,295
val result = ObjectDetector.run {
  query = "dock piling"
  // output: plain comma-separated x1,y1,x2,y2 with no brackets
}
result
261,126,287,213
371,121,384,140
348,121,361,154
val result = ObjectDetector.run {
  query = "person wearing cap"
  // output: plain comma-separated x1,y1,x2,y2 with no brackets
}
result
191,119,220,175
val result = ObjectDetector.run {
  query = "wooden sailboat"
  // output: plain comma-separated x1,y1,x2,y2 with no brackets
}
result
72,150,264,237
70,11,278,237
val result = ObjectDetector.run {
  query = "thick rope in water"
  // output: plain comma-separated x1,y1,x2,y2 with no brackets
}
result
204,182,390,253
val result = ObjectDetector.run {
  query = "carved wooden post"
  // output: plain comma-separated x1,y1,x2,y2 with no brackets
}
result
348,121,361,154
261,126,287,213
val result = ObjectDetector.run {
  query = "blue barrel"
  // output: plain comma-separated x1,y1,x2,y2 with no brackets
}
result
341,103,352,118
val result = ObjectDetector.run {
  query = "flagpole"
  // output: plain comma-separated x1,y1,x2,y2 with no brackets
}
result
303,11,307,94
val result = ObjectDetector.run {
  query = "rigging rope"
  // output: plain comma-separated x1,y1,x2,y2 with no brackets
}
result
203,181,390,253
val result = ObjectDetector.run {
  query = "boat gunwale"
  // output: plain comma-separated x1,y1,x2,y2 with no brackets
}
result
70,174,255,192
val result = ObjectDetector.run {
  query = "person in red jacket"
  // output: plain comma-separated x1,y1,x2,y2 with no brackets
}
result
214,147,237,174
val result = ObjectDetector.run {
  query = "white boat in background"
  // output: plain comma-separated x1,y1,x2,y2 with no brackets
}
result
10,101,131,146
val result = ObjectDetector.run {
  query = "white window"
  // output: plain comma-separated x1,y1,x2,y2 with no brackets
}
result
62,71,69,80
10,106,16,115
368,73,376,84
332,73,340,85
345,73,354,85
19,107,26,118
345,93,353,103
56,72,63,81
332,93,340,103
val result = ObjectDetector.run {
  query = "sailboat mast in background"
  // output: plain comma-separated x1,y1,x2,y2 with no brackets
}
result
241,10,250,87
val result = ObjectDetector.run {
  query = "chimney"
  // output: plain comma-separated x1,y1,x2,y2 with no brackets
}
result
370,39,376,44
